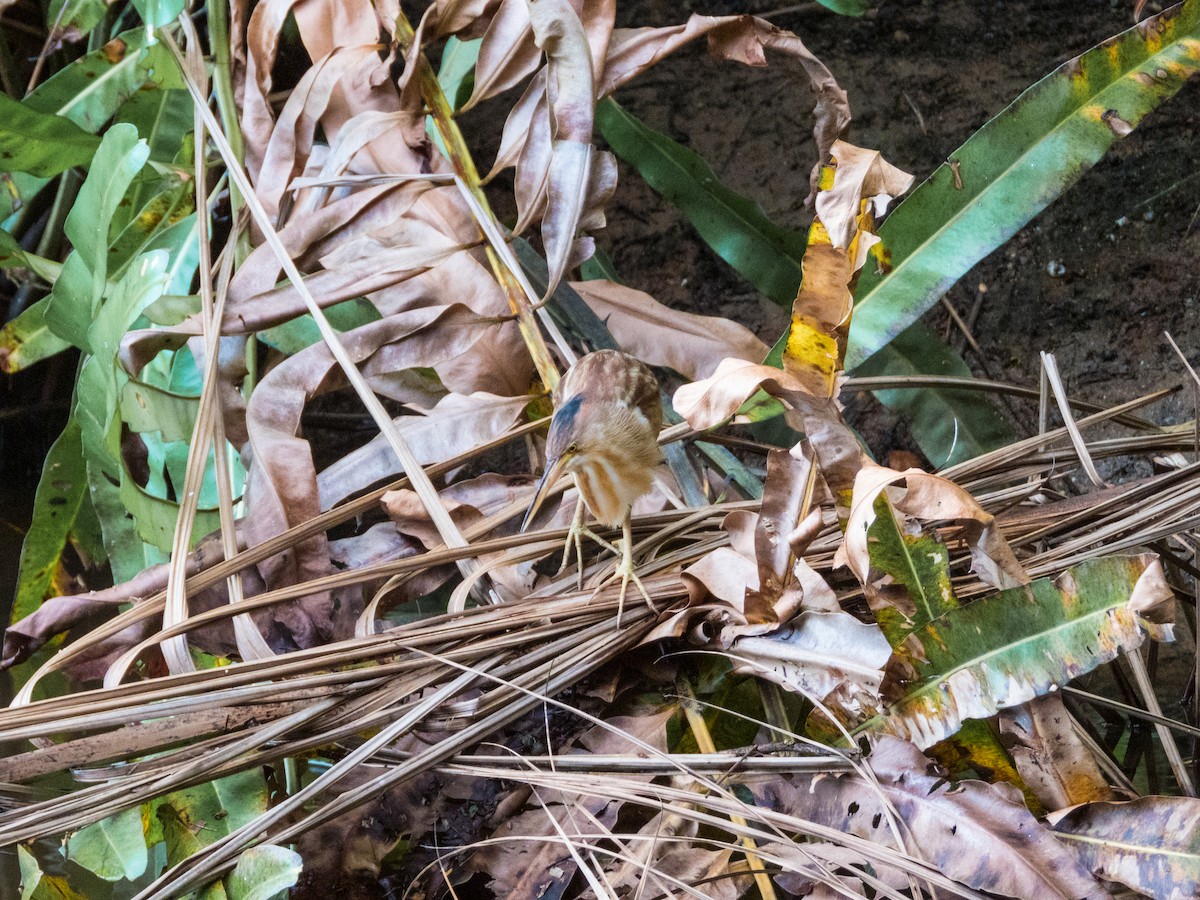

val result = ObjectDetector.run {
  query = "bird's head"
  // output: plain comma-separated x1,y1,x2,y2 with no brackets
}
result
521,394,594,532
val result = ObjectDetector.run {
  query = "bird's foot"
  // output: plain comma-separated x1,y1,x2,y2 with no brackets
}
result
557,498,619,590
612,538,655,625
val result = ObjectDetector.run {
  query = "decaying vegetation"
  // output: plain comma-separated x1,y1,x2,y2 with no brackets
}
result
1,0,1199,896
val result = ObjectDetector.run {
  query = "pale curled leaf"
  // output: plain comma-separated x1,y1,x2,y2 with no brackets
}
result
527,0,596,296
757,737,1107,899
672,357,863,503
730,611,891,701
571,279,768,381
817,140,913,254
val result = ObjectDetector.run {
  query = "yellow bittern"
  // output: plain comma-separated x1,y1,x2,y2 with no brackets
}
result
521,349,663,618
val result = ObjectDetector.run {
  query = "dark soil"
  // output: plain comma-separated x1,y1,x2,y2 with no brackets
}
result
585,0,1200,459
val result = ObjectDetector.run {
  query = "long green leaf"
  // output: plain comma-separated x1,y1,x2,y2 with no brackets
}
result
847,0,1200,369
850,553,1169,748
0,94,100,177
597,97,808,307
854,320,1016,467
11,418,89,627
24,30,183,131
45,124,150,351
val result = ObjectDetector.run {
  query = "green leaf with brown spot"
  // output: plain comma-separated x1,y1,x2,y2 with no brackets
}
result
12,417,89,627
866,491,956,643
833,553,1171,748
848,0,1200,369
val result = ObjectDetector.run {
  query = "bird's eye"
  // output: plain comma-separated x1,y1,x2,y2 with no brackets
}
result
567,442,578,454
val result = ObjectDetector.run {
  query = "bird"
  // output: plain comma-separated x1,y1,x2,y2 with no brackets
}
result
521,349,664,621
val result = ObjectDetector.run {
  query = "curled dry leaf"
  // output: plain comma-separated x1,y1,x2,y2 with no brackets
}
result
467,0,539,107
757,736,1108,899
255,45,389,224
783,141,911,399
1049,795,1200,899
242,305,491,597
466,789,621,900
816,140,914,256
570,279,768,381
526,0,595,296
837,461,1027,591
673,357,863,505
601,15,850,191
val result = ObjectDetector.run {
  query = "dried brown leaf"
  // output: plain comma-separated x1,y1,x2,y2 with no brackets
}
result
673,357,863,504
242,305,490,598
758,736,1107,899
466,0,538,108
1000,695,1117,811
317,393,529,511
570,279,768,380
1050,795,1200,899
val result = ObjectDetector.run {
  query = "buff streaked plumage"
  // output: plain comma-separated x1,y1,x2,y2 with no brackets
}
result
523,350,663,529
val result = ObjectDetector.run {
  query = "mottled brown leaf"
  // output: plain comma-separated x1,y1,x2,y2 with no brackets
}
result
758,737,1107,899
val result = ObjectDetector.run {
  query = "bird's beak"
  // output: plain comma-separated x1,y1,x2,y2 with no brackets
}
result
521,453,572,532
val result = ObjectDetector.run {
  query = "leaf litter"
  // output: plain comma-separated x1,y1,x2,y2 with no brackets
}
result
2,1,1199,898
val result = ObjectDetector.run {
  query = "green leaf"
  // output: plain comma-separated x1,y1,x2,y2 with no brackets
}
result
130,0,186,28
24,31,182,131
866,492,955,644
4,31,183,214
847,0,1200,369
0,94,101,177
67,806,148,882
855,320,1016,466
45,125,150,350
155,770,270,866
12,418,88,626
438,36,481,111
121,378,198,441
47,0,107,36
85,460,163,583
815,0,870,14
18,845,88,900
596,97,808,307
227,846,303,900
0,299,72,373
114,87,193,163
258,297,382,354
0,225,27,269
852,553,1169,748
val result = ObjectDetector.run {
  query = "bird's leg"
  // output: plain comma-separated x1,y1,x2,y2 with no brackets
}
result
557,496,619,590
613,510,653,624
